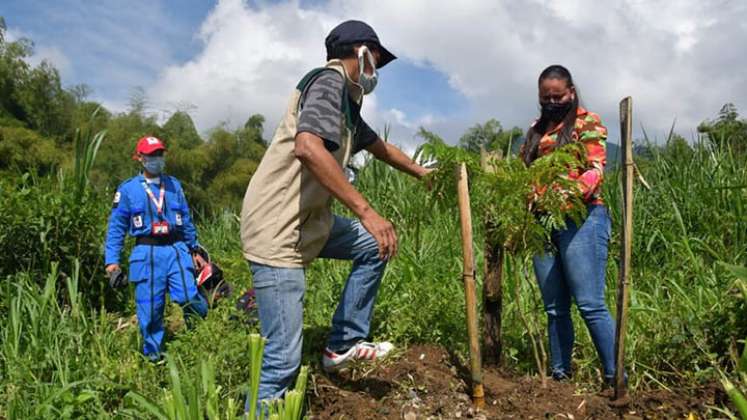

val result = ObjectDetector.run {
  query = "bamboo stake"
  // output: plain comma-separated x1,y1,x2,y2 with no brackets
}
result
456,163,485,409
614,96,634,402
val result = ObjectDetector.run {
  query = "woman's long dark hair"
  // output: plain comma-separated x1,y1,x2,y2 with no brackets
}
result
522,65,579,165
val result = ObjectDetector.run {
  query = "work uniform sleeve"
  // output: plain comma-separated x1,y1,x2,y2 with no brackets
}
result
175,180,199,250
296,70,345,152
104,185,130,265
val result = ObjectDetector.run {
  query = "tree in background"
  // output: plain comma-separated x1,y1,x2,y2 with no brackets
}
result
163,111,202,149
0,125,60,175
664,133,693,160
698,103,747,154
0,20,74,138
458,119,523,156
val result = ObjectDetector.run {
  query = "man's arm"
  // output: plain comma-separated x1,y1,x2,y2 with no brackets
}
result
294,132,397,260
365,138,430,179
104,187,130,273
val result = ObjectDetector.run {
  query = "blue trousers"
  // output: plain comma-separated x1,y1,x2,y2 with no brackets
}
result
533,205,618,380
246,215,387,408
129,242,208,359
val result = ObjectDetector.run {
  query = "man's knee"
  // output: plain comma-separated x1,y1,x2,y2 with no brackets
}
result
359,241,380,261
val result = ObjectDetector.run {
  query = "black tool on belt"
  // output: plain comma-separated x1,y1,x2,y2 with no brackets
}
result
135,234,185,246
108,268,128,289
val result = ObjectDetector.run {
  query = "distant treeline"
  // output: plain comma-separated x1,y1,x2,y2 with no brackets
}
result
1,16,745,213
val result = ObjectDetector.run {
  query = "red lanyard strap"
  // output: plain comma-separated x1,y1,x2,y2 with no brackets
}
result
141,181,165,215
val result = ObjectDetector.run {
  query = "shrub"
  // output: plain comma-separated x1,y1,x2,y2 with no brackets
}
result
0,176,109,304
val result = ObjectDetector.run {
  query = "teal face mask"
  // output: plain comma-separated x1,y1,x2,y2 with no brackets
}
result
142,155,165,175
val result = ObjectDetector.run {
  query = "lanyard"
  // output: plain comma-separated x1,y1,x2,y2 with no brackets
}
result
141,181,165,215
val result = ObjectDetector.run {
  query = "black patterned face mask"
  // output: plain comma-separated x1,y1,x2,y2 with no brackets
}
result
541,101,572,122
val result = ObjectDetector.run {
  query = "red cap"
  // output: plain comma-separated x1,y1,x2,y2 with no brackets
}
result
135,136,166,155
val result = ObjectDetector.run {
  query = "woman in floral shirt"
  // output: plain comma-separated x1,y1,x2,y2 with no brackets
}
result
521,65,621,387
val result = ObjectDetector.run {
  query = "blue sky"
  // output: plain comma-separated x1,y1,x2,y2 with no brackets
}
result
2,0,471,140
3,0,215,105
3,0,746,150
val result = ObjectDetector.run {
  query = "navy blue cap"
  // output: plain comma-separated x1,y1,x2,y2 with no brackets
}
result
325,20,397,69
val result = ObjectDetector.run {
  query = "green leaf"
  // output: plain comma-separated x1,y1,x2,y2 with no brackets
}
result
126,392,169,420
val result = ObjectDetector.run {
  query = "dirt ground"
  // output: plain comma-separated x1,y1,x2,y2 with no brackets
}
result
308,345,723,419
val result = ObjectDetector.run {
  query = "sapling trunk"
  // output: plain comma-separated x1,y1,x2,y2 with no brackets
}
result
481,149,504,367
483,239,504,366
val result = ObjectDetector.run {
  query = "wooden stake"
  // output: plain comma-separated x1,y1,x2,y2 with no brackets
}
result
614,96,634,402
456,163,485,409
481,149,504,367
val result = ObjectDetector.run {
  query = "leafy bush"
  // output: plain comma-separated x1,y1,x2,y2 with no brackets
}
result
0,176,109,303
0,126,61,175
422,140,587,257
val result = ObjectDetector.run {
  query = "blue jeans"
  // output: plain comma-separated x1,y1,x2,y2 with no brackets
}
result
247,215,387,407
532,205,617,381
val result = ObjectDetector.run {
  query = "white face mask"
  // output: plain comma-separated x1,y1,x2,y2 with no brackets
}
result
356,46,378,95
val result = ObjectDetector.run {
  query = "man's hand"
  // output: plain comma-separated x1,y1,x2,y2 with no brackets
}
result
360,209,398,261
421,167,436,191
192,253,207,271
106,264,120,274
366,139,432,182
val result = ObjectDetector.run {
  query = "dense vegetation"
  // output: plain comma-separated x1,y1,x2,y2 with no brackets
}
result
2,17,747,418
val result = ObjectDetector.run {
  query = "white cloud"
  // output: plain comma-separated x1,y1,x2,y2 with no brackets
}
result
148,0,747,147
148,0,448,148
149,0,333,132
342,0,746,142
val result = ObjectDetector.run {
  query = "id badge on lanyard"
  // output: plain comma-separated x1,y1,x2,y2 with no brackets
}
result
142,181,170,236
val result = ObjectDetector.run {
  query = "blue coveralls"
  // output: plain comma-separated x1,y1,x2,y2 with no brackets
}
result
105,174,208,359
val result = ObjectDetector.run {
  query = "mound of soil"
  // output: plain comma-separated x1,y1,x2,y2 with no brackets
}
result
308,345,721,419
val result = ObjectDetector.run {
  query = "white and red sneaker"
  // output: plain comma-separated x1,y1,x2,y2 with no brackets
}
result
322,341,394,372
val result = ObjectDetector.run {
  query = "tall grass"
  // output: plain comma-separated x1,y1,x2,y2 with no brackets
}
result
72,109,107,201
0,136,744,417
600,139,746,386
309,138,746,390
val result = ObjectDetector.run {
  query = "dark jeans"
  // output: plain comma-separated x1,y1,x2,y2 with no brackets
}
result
533,205,617,380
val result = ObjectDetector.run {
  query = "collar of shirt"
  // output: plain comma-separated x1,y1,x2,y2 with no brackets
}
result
545,106,589,136
139,173,161,185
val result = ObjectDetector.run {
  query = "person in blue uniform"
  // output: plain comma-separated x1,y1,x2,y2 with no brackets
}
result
104,136,208,360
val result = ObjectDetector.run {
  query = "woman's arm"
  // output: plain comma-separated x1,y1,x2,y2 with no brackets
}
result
575,114,608,200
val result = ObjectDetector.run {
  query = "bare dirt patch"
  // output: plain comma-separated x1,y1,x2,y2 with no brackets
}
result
308,345,721,419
